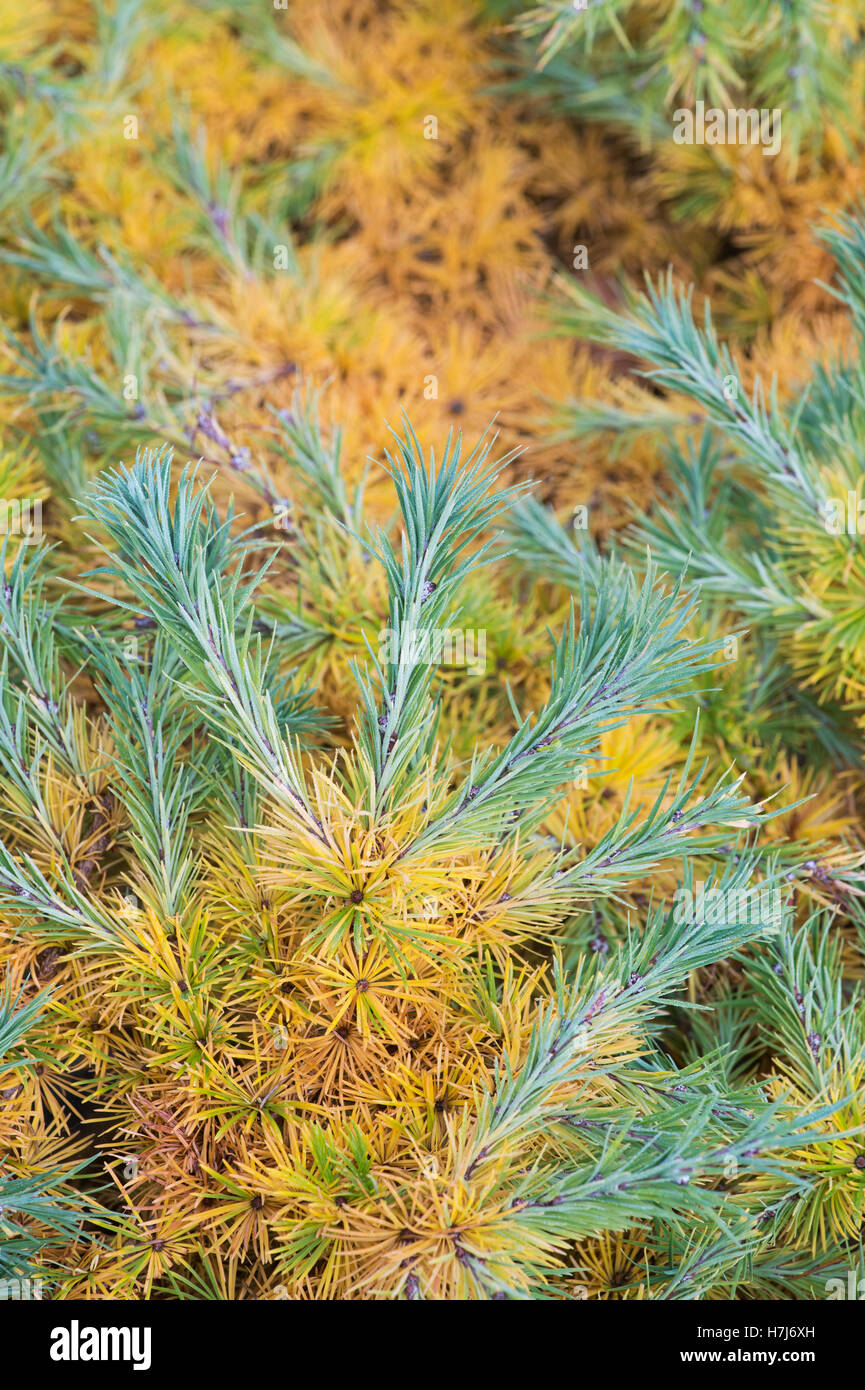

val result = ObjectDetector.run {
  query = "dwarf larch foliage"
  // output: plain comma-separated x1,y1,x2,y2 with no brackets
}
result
0,414,859,1300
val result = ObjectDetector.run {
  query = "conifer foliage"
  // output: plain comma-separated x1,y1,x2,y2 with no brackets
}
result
0,413,859,1300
